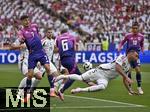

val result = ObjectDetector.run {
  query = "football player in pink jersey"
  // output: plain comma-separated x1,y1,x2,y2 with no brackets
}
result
118,22,144,95
55,29,81,100
18,15,55,102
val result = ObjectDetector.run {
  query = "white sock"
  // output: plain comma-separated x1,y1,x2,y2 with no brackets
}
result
18,77,27,88
31,78,40,88
18,77,27,96
79,84,106,92
58,83,65,92
54,79,63,88
68,74,83,81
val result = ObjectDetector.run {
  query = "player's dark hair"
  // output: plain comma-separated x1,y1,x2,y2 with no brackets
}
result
46,27,52,32
128,50,136,53
20,15,29,20
61,28,68,34
132,21,139,27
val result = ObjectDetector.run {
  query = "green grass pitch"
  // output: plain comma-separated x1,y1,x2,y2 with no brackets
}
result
0,64,150,112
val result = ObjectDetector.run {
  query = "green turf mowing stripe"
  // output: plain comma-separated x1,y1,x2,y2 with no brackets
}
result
51,105,145,109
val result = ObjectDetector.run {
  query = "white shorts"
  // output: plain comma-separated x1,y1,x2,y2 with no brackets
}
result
52,53,65,72
52,53,60,69
81,69,108,87
50,61,57,74
36,61,58,75
34,66,45,76
18,58,28,76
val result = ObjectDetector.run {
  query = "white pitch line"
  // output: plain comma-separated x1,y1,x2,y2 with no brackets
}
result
65,95,145,107
0,95,145,111
51,105,144,109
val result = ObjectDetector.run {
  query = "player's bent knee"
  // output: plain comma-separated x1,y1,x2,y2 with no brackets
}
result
27,75,33,79
34,73,42,80
44,64,51,74
88,84,106,92
97,84,106,90
135,69,141,73
100,84,106,90
28,70,34,79
78,76,83,81
45,68,51,75
28,72,33,79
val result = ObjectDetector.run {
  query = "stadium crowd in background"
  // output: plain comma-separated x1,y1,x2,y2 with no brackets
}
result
0,0,149,51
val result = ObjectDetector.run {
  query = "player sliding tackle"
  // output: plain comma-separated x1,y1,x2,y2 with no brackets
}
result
55,50,139,95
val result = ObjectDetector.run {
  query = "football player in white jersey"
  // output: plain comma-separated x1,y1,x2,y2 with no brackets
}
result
42,28,61,97
52,52,68,74
55,50,139,95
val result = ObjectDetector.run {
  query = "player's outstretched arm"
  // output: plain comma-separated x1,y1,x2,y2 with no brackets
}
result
0,46,10,50
123,78,139,95
0,44,23,50
123,78,133,94
115,63,138,95
115,63,133,85
10,44,25,50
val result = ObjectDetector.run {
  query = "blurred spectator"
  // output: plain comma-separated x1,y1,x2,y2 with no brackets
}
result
0,0,149,51
101,37,109,51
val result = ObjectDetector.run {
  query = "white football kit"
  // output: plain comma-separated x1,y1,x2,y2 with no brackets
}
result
42,37,57,73
13,39,44,76
52,52,66,72
81,55,131,88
